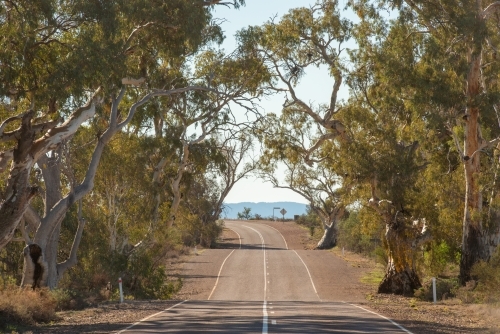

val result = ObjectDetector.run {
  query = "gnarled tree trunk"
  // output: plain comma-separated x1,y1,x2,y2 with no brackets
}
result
377,220,421,296
316,222,337,249
315,206,345,249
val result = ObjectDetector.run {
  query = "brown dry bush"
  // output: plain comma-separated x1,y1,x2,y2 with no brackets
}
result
0,284,58,328
451,247,500,304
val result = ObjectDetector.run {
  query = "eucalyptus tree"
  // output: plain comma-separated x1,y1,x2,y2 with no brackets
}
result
258,112,348,249
207,131,257,222
147,48,268,229
337,11,447,294
0,0,245,288
237,0,351,162
237,0,352,246
260,152,348,249
354,0,500,284
181,132,257,246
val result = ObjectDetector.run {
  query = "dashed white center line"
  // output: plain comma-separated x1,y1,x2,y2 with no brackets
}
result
242,225,268,334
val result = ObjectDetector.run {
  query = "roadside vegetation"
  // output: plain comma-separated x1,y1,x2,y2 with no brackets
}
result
1,0,500,331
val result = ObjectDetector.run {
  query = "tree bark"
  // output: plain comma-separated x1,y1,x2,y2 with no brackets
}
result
316,222,336,249
378,257,421,296
378,220,422,296
460,44,487,285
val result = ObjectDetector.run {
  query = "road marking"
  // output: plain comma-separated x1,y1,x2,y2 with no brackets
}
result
263,300,268,334
207,226,241,300
242,224,268,334
229,227,242,249
207,249,236,300
293,250,320,301
263,224,288,250
115,300,187,333
343,302,414,333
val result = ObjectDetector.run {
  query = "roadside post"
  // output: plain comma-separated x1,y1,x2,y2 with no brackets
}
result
118,277,124,303
432,277,437,304
273,207,280,221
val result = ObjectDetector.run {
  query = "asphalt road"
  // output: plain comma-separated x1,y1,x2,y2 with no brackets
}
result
118,221,412,333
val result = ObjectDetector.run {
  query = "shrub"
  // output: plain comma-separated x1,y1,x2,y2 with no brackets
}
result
50,288,86,311
469,247,500,303
0,284,58,328
449,247,500,304
337,212,382,257
414,277,458,301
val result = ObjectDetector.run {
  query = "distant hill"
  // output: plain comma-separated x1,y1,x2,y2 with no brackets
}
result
222,202,308,219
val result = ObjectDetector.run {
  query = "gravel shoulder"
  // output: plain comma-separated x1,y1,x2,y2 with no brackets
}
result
20,219,500,334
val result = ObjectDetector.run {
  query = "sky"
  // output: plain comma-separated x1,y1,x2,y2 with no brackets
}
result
213,0,354,204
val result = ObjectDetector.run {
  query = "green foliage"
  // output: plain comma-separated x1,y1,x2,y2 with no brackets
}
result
50,288,86,311
414,278,459,302
337,211,382,257
0,242,24,286
295,207,321,236
466,247,500,303
237,207,253,220
422,241,457,277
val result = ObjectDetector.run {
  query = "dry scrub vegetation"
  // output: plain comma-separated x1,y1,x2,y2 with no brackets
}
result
331,247,500,333
0,285,58,330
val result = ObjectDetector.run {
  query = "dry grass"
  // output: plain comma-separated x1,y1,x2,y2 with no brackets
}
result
0,284,58,329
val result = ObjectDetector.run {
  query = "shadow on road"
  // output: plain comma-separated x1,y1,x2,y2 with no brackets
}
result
34,300,485,334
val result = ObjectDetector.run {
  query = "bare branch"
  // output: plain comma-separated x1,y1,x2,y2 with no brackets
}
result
482,1,500,19
0,112,26,138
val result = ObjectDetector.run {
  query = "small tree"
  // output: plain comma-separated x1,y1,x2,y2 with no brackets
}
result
237,207,252,220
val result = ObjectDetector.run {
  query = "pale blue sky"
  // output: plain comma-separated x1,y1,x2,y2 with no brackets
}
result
215,1,354,204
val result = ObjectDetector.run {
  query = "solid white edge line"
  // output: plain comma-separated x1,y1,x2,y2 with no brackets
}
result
292,250,320,300
115,300,187,333
224,223,242,249
343,302,414,334
207,225,241,300
207,249,236,300
234,229,242,249
263,224,288,250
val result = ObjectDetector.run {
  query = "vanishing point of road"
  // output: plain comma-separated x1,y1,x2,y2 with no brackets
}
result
117,220,412,333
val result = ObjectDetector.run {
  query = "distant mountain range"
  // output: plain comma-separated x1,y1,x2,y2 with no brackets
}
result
222,202,308,219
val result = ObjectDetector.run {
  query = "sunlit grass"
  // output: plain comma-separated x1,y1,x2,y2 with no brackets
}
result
360,263,385,286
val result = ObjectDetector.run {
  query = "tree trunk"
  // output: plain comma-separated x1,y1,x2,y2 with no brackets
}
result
167,143,190,228
316,223,336,249
378,220,421,296
21,244,48,289
460,47,487,285
378,256,421,296
486,203,500,258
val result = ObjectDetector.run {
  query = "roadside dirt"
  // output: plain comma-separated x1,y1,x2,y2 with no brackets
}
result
19,219,500,334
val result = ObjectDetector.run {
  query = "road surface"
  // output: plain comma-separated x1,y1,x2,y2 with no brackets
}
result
118,221,412,333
